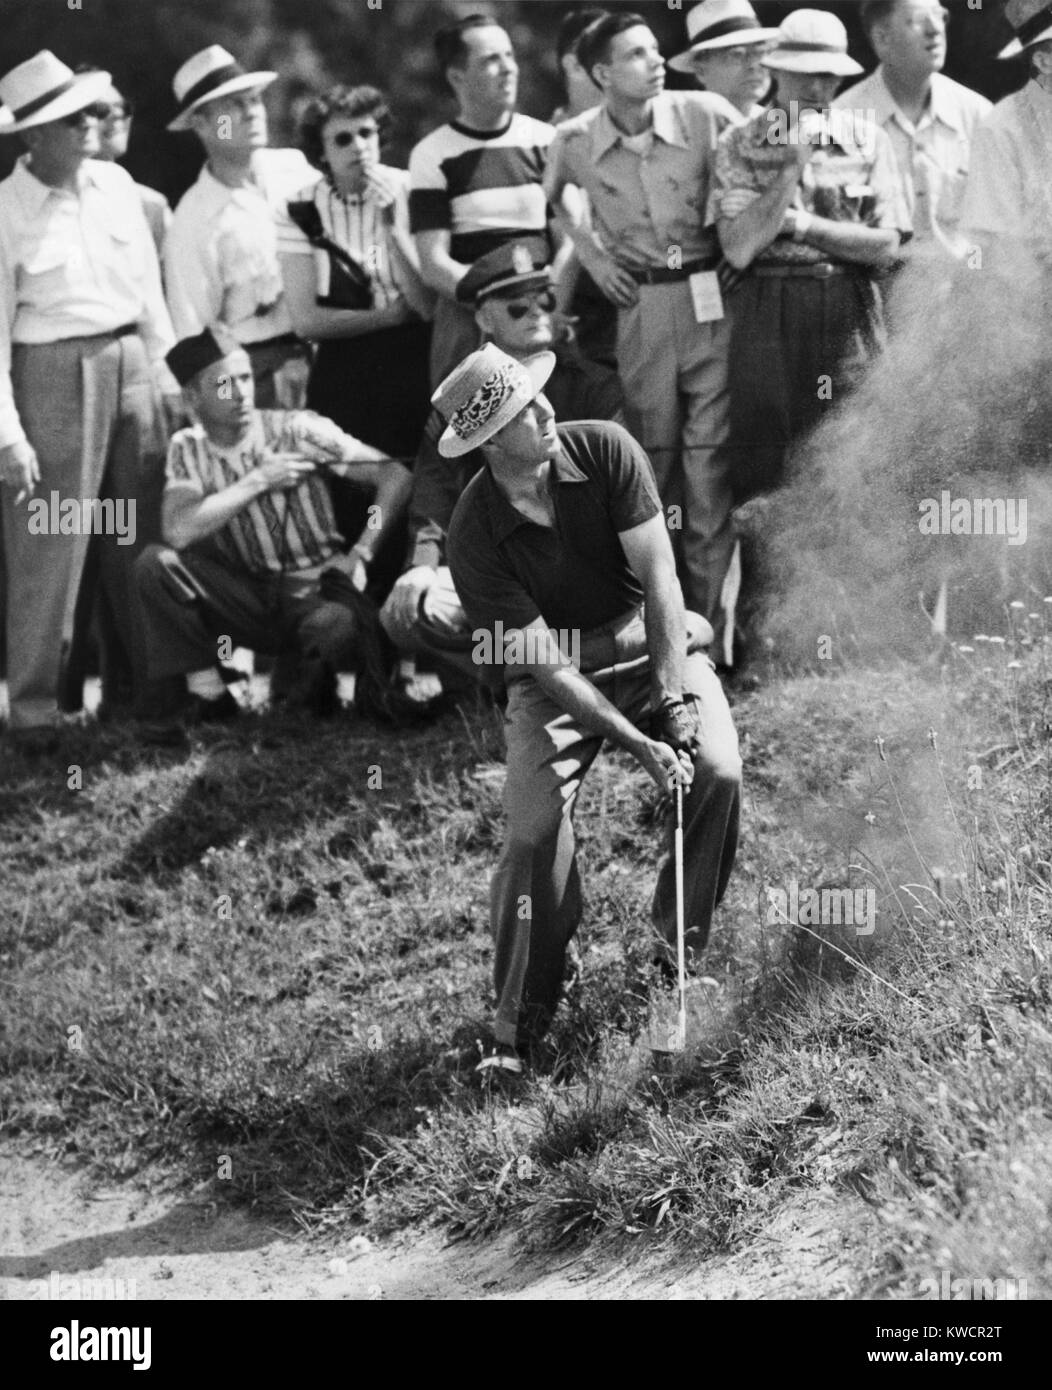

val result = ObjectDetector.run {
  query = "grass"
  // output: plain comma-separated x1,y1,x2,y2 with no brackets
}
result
2,610,1050,1298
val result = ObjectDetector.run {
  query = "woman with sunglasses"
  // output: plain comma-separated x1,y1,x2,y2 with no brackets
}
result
277,86,433,459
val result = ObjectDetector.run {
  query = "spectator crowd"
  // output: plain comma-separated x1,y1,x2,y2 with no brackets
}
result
0,0,1048,744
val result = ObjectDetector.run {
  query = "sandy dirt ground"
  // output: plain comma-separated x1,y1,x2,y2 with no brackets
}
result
0,1145,875,1301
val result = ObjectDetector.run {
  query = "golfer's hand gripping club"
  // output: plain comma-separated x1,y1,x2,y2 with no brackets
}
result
651,697,701,758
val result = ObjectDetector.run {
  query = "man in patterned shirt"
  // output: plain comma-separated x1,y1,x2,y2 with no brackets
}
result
135,329,410,720
713,9,908,499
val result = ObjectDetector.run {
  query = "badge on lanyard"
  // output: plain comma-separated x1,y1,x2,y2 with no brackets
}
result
689,270,724,324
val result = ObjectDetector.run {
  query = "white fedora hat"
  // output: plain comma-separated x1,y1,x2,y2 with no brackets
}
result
0,51,111,135
999,0,1052,58
669,0,781,74
168,45,277,132
433,345,556,459
762,9,863,78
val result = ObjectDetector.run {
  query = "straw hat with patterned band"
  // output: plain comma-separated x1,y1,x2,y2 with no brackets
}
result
168,45,277,132
0,51,112,135
761,9,862,78
669,0,781,74
433,344,557,459
999,0,1052,58
455,239,552,307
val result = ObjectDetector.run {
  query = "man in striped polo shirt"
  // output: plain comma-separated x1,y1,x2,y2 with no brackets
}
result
135,329,410,720
409,14,558,386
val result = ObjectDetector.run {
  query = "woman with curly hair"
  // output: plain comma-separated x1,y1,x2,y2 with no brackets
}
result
277,85,434,597
278,86,434,450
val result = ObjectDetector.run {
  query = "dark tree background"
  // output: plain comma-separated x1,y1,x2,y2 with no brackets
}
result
0,0,1025,203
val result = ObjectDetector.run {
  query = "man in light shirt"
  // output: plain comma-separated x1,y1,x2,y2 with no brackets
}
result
0,52,175,740
164,46,317,406
961,0,1052,269
835,1,991,263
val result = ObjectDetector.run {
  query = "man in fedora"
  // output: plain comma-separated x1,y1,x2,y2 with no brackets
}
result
835,3,990,266
713,9,909,500
380,238,632,700
135,328,411,720
545,11,741,666
0,51,175,739
164,46,316,407
443,344,741,1074
668,0,780,120
961,0,1052,266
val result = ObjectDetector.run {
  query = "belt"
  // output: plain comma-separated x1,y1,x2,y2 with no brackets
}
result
752,262,848,279
627,256,719,286
246,332,303,352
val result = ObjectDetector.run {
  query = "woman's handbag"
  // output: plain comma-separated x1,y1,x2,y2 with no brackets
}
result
286,198,374,310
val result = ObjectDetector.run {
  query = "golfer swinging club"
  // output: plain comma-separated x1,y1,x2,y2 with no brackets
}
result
442,345,742,1075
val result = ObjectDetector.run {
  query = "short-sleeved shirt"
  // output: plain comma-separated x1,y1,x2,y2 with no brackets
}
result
834,68,991,259
408,114,555,265
164,149,318,343
447,420,661,649
961,80,1052,252
275,166,428,311
713,107,910,266
544,92,738,271
407,344,625,571
165,409,367,575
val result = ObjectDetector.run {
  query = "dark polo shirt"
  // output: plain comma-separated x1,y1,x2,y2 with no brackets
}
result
406,344,626,572
447,420,660,644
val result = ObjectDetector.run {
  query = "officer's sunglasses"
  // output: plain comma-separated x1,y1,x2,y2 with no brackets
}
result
491,287,557,319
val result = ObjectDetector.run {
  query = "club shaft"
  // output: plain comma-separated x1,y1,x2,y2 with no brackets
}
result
675,780,686,1044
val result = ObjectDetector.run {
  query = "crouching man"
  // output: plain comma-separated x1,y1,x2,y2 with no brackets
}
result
443,345,741,1074
136,328,410,719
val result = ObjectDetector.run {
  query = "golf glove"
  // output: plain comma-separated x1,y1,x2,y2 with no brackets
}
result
651,698,700,757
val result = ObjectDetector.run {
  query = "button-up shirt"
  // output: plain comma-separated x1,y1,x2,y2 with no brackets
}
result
0,156,174,450
164,148,317,344
713,108,909,266
834,68,991,259
961,79,1052,255
544,92,738,271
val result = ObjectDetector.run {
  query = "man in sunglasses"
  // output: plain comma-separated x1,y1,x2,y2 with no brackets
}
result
668,0,779,120
76,68,172,259
0,52,177,745
380,238,628,699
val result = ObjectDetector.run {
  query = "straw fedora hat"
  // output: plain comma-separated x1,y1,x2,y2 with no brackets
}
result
0,51,111,135
433,345,556,459
999,0,1052,58
669,0,780,74
168,45,277,132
